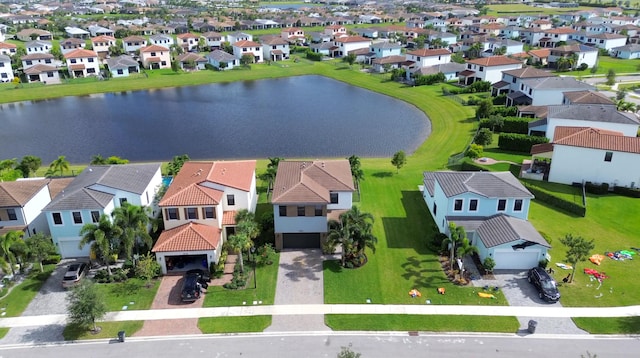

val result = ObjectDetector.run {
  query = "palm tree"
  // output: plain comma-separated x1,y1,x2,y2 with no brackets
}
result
111,203,153,261
0,230,23,276
468,43,483,59
443,223,465,270
327,206,377,267
48,155,70,177
348,155,364,197
456,238,478,260
79,215,122,276
228,210,260,273
260,157,283,196
90,154,107,165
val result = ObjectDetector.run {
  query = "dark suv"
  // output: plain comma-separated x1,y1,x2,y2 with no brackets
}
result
181,273,202,302
527,267,560,303
186,269,210,289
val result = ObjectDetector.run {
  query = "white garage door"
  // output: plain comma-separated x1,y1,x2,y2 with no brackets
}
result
493,250,540,270
58,240,91,258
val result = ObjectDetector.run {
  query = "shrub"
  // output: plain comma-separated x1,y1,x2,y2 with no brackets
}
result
474,128,493,146
414,72,445,86
492,94,507,105
498,133,549,153
482,257,496,274
585,182,610,195
538,259,549,269
501,117,531,134
613,186,640,198
223,259,247,289
256,243,276,266
523,182,586,217
305,50,322,61
460,161,487,171
465,144,483,159
94,268,129,283
42,254,61,264
490,106,518,117
578,63,588,71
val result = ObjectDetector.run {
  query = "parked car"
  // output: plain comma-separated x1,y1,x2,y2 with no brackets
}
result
186,268,210,288
181,273,202,302
62,262,88,288
527,267,560,303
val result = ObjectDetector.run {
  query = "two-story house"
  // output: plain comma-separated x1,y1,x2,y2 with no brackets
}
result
260,36,290,62
227,32,253,45
460,56,522,85
332,36,371,58
0,54,13,82
25,40,52,55
492,67,555,96
0,179,54,238
281,27,305,44
370,42,402,60
122,35,148,54
148,34,174,48
91,35,116,59
0,42,17,57
64,48,100,78
59,38,87,55
139,45,171,69
324,25,347,39
21,53,56,70
206,50,239,70
507,76,595,107
154,161,257,274
176,33,200,52
43,163,162,258
232,40,263,63
422,171,550,270
584,33,628,54
201,32,224,49
548,44,598,69
271,160,355,250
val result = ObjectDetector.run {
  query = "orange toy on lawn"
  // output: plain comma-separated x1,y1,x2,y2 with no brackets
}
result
409,289,422,297
437,287,446,295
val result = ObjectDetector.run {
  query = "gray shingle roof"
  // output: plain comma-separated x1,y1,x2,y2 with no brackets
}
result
476,214,550,248
429,171,533,199
44,163,160,211
206,50,236,62
547,104,640,124
522,77,595,90
106,55,138,69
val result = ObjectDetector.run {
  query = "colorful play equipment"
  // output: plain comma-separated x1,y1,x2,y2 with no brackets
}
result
408,289,422,298
589,254,604,265
437,287,446,295
478,292,496,299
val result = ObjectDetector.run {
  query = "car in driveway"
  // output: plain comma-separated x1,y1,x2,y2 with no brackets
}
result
186,269,210,288
181,273,202,302
528,267,560,303
62,262,88,289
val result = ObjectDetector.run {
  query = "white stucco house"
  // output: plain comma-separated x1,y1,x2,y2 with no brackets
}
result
0,179,58,238
271,160,355,251
261,36,290,62
64,48,100,78
43,163,162,258
149,34,174,48
232,40,263,63
460,56,523,85
25,40,52,55
405,48,451,68
24,64,60,84
422,171,550,270
91,35,116,58
106,55,140,77
332,36,371,58
506,76,595,107
0,54,13,82
206,50,239,70
122,36,148,54
154,161,257,274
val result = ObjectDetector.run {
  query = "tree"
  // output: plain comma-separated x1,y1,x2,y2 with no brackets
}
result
558,234,595,283
391,151,407,173
17,155,41,178
228,210,260,273
259,157,283,194
90,154,107,165
467,42,483,59
606,69,616,85
0,230,23,276
474,128,493,146
106,156,129,164
343,53,356,67
240,54,254,65
111,203,153,260
456,237,478,259
167,154,190,176
465,143,483,159
67,280,107,332
488,115,504,132
493,46,506,56
47,155,70,177
79,214,122,276
337,346,361,358
443,223,465,270
135,253,161,287
171,58,180,72
475,99,493,119
616,88,627,101
25,233,56,272
327,206,377,268
348,155,364,195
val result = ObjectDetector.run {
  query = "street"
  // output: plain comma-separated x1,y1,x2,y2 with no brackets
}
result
0,332,637,358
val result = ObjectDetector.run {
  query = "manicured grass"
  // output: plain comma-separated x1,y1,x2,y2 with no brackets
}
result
573,317,640,334
198,316,272,334
203,254,279,307
0,328,9,339
63,321,143,341
325,314,519,333
561,56,640,76
486,4,600,16
95,278,160,311
0,265,55,317
521,179,584,205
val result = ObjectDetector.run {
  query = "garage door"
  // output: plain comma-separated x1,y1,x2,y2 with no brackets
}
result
493,250,540,270
283,233,321,249
58,239,91,258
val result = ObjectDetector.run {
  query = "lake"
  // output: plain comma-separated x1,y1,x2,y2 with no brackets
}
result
0,75,431,163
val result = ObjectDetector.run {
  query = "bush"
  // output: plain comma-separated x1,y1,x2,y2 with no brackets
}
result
223,259,247,289
501,117,531,134
474,128,493,146
305,50,322,61
585,182,609,195
460,161,487,171
490,106,518,117
523,182,586,217
414,72,445,86
482,257,496,273
214,249,228,278
42,254,61,264
613,186,640,198
465,144,483,159
498,133,549,153
492,94,507,105
94,268,130,283
578,63,588,71
255,243,276,266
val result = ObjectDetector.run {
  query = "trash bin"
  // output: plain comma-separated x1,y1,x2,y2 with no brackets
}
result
118,330,126,342
527,320,537,334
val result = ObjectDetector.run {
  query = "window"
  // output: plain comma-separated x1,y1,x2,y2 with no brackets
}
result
279,205,287,217
88,58,94,62
497,199,506,211
161,61,166,66
72,211,83,224
528,88,532,95
315,205,323,216
117,69,124,75
119,198,127,206
26,60,32,65
45,59,51,64
512,77,516,83
227,194,235,206
151,52,156,56
91,211,100,223
433,202,437,215
70,59,76,63
454,199,463,211
514,199,523,212
469,199,478,211
0,62,3,67
7,208,17,221
204,207,215,219
330,192,339,204
52,212,63,225
479,66,484,72
604,151,613,162
186,207,198,220
87,68,95,74
297,206,305,216
47,72,54,77
166,208,179,220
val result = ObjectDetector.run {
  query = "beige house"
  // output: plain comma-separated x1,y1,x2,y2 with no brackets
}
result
139,45,171,69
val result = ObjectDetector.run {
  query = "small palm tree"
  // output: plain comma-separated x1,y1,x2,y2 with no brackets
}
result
48,155,70,177
0,230,23,276
112,203,153,261
228,210,260,273
327,206,377,268
456,238,478,260
79,215,122,276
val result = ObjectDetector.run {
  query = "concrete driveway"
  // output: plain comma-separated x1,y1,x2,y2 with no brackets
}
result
491,270,587,335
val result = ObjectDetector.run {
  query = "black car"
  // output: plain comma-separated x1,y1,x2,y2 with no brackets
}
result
186,269,210,288
181,273,202,302
528,267,560,303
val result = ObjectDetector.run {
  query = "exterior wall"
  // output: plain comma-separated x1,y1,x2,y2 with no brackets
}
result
262,44,290,61
446,193,530,221
340,41,370,56
163,205,221,230
407,53,451,67
233,45,262,62
530,89,569,106
326,191,352,210
546,118,639,140
142,51,171,69
0,59,13,82
124,40,147,53
26,43,52,54
272,204,328,233
548,145,640,187
21,184,52,234
111,67,132,78
66,56,100,78
476,238,547,270
615,50,640,59
371,47,401,58
155,248,217,275
467,63,522,84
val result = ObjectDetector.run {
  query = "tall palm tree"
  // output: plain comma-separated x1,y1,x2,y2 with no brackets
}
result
444,223,465,270
348,155,364,197
327,206,377,267
229,209,260,273
79,215,122,276
456,238,478,260
48,155,70,177
261,157,283,196
111,203,153,261
0,230,23,276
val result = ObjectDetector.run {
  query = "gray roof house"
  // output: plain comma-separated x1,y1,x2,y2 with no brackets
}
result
507,76,595,107
43,163,162,258
206,50,239,70
106,55,140,77
422,171,550,270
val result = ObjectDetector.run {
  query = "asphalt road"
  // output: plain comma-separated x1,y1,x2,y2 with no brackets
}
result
0,333,636,358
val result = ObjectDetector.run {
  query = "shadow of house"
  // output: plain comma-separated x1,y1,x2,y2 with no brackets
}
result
382,190,437,251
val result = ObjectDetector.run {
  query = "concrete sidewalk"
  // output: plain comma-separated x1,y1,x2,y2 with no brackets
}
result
1,303,639,328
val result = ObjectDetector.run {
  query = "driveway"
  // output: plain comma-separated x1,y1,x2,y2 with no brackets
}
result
265,249,331,332
0,261,75,344
490,270,587,335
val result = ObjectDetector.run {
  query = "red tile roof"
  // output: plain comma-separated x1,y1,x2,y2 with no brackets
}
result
271,160,355,204
152,222,221,252
177,32,199,39
140,44,169,53
0,179,49,207
466,56,522,67
528,48,550,58
553,126,640,154
335,36,370,43
0,42,17,49
91,35,116,43
546,27,576,34
234,40,261,47
407,48,450,57
64,48,98,59
222,211,236,226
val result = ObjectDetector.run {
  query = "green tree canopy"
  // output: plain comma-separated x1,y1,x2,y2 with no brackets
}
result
25,233,56,272
112,203,153,260
79,214,122,276
167,154,190,176
67,280,107,332
391,150,407,173
559,234,595,283
17,155,42,178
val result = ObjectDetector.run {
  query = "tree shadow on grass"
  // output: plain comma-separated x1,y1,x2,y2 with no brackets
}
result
400,255,449,288
323,259,343,274
382,190,438,252
371,171,393,178
618,316,640,334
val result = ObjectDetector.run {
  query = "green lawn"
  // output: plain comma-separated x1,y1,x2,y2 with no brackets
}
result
326,314,518,333
0,265,55,317
561,56,640,76
198,316,272,334
486,4,605,16
0,328,9,339
63,321,143,341
95,278,160,311
573,317,640,334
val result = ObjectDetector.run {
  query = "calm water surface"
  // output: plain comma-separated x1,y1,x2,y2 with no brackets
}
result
0,75,430,163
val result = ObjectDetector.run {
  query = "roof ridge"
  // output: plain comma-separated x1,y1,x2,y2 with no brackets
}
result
0,184,20,205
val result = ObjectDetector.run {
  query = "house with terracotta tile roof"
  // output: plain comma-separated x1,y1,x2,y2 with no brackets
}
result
491,67,555,96
140,44,171,69
261,35,290,62
405,48,451,68
460,56,522,85
0,42,17,57
59,38,87,55
232,40,263,63
177,32,200,52
281,27,305,44
64,48,99,78
529,126,640,188
271,160,355,250
43,163,162,258
24,63,60,84
0,179,57,238
332,36,371,58
548,44,598,69
21,52,57,71
91,35,116,58
154,161,257,274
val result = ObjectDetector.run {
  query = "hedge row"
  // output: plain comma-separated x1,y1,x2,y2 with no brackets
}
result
523,183,586,217
479,116,531,134
613,186,640,198
498,133,549,153
585,182,609,195
460,161,487,172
